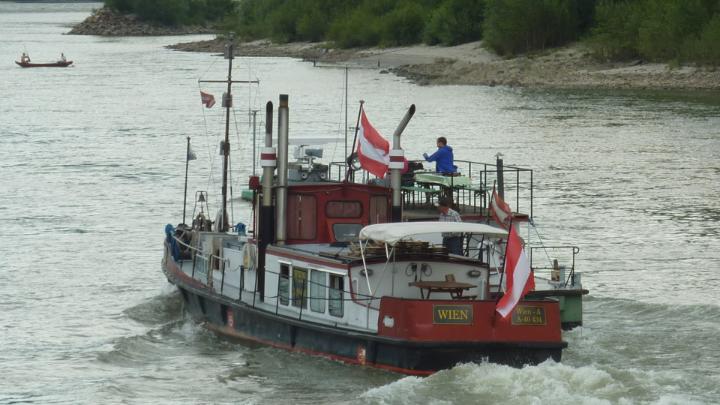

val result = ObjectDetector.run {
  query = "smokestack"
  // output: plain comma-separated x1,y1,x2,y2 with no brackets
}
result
261,102,275,209
276,95,289,245
390,104,415,222
496,153,504,200
256,101,275,300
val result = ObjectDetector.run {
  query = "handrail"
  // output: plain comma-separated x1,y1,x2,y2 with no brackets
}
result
528,245,580,287
328,158,534,218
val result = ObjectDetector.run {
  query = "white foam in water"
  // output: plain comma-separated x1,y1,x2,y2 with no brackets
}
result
361,361,706,405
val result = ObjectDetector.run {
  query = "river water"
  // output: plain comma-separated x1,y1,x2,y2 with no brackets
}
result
1,3,719,404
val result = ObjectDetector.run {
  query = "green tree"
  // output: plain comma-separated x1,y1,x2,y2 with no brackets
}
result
484,0,579,56
589,0,643,60
684,13,720,65
380,2,426,45
637,0,711,61
328,8,382,47
135,0,189,25
424,0,485,45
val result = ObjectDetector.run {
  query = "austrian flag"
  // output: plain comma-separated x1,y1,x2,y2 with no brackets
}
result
200,91,216,108
496,225,535,318
357,109,390,178
490,188,513,230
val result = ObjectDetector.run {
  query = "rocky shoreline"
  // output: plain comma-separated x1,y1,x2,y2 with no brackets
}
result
68,8,214,36
169,38,720,91
69,9,720,91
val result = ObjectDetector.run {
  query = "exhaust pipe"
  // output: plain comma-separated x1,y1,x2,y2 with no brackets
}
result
276,95,289,245
496,153,504,200
257,101,275,299
389,104,415,222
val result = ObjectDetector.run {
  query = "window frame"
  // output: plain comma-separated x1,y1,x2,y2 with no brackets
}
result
328,274,344,318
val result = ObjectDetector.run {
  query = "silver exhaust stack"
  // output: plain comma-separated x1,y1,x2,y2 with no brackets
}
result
275,95,289,245
390,104,415,221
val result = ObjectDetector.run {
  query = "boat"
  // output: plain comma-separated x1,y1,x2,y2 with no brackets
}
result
16,60,73,68
161,37,574,375
15,53,72,68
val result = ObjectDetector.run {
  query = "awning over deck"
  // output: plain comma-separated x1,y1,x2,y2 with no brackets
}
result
359,221,507,246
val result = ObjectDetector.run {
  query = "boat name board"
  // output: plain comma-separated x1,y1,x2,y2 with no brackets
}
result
432,305,473,324
511,305,546,326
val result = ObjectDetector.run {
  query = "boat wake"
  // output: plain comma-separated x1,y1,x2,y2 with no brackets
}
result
122,286,184,325
360,361,705,405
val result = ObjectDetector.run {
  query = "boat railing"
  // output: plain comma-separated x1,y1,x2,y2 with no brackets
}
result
327,159,534,218
529,245,580,287
173,233,382,328
172,235,230,291
453,159,534,219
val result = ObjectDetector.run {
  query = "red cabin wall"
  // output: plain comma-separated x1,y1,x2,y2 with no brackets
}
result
285,183,391,245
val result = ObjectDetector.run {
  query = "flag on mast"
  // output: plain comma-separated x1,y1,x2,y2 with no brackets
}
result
496,225,535,318
489,187,513,230
357,109,390,178
187,145,197,161
200,91,216,108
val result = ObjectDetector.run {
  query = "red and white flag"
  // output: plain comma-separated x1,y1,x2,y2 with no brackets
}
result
200,91,216,108
496,225,535,318
357,109,390,178
490,188,513,230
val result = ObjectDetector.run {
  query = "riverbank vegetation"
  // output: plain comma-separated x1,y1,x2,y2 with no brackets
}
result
103,0,720,66
104,0,235,25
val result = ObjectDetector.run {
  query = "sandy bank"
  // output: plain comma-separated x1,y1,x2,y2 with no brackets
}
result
172,38,720,91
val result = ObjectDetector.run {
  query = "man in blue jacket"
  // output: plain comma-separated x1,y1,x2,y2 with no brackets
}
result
423,137,457,174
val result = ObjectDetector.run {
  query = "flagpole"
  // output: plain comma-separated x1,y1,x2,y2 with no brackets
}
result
496,218,514,298
487,180,497,224
183,136,191,225
344,100,364,182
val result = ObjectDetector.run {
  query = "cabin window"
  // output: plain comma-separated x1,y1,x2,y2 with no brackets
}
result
292,267,308,308
328,275,344,318
332,223,363,242
369,195,389,224
279,264,290,306
309,270,326,314
287,194,317,240
326,201,362,218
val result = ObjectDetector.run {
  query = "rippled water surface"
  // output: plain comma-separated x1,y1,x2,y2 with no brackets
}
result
1,3,720,404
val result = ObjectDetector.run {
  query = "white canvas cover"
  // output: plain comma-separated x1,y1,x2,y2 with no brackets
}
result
359,221,507,246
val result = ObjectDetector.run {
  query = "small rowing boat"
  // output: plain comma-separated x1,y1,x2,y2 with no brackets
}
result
15,60,73,68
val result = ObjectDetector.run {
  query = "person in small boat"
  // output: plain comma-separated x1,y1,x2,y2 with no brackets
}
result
59,53,66,62
423,136,457,175
437,197,463,255
21,52,30,63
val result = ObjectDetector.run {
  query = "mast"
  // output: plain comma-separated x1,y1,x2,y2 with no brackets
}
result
220,35,235,233
200,34,258,232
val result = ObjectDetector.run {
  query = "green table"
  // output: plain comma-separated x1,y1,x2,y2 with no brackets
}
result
415,172,471,188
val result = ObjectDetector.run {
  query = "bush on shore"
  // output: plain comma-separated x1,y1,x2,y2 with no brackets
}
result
483,0,581,56
590,0,720,65
223,0,486,48
104,0,235,26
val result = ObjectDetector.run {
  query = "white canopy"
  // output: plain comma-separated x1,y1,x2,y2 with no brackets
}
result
359,221,508,246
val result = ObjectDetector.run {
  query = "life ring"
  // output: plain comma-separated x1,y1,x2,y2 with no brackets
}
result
242,243,256,271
